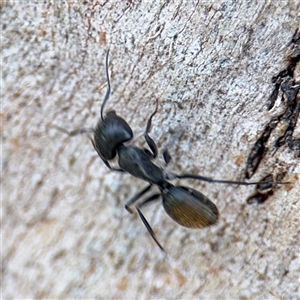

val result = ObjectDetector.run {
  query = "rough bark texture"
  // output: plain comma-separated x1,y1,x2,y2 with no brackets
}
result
2,1,299,299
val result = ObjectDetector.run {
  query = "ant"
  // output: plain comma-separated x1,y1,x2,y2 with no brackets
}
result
57,51,288,251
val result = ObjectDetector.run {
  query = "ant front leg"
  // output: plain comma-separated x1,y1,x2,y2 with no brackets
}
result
144,99,159,158
54,125,95,136
90,138,124,172
56,125,124,172
101,159,124,172
125,184,153,213
55,126,99,154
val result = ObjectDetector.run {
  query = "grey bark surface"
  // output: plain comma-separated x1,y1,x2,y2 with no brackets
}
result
2,1,299,298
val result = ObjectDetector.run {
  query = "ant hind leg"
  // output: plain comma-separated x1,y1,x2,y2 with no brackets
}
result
125,184,153,213
136,193,164,252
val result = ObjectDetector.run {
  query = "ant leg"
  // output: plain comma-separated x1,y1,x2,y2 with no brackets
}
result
166,173,289,186
125,184,152,213
102,159,124,172
136,193,164,252
144,99,159,158
56,125,122,171
54,125,95,136
163,149,172,166
137,208,165,252
90,138,124,172
138,193,161,208
125,188,164,251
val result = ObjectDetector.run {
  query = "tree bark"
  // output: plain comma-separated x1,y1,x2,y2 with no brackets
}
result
3,1,299,298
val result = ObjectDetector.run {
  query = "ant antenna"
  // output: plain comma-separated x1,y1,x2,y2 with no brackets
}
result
100,50,111,121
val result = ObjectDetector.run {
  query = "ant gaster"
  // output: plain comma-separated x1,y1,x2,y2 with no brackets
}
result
58,51,288,251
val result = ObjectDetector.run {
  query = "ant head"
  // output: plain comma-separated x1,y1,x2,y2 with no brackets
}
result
94,110,133,161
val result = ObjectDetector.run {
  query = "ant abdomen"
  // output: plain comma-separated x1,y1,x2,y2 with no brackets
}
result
163,186,219,228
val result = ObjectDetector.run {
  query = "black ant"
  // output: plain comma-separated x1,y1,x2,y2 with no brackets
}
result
57,51,288,251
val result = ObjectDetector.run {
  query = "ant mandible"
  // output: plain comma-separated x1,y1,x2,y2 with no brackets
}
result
57,51,288,251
